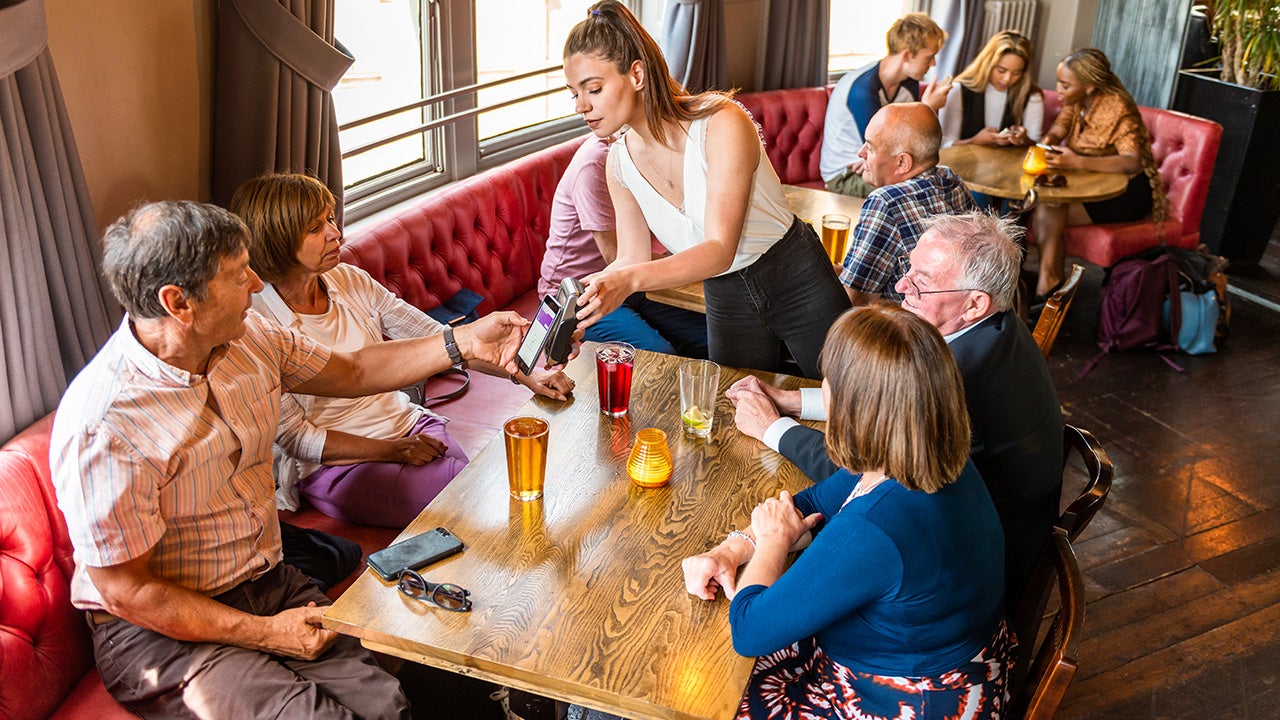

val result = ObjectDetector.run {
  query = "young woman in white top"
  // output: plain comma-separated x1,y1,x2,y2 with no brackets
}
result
940,30,1044,148
563,0,850,378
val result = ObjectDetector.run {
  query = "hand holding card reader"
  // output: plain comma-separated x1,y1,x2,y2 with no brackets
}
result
515,278,582,375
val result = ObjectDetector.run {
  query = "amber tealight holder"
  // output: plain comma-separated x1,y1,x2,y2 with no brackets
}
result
627,428,673,489
1022,145,1048,176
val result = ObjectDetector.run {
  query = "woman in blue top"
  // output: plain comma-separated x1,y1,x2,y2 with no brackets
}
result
682,304,1012,719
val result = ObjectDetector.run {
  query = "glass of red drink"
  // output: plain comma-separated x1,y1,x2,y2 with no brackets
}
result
596,342,635,417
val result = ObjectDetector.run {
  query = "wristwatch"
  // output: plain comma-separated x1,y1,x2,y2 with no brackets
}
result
442,326,465,368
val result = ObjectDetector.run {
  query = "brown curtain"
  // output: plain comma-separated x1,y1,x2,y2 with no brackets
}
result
660,0,728,93
0,0,118,444
212,0,353,218
760,0,830,91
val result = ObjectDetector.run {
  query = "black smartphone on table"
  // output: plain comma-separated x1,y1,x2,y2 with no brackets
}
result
366,526,464,581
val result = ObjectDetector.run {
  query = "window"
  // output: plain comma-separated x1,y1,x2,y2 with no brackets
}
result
828,0,913,76
334,0,645,221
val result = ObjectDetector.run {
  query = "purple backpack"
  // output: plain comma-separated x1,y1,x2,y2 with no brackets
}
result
1096,252,1183,353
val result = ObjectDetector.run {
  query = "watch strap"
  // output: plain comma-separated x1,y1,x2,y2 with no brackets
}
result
442,326,465,367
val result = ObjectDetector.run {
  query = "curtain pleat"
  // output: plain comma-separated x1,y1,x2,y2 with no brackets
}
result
660,0,728,93
760,0,830,91
933,0,986,79
0,0,118,443
212,0,352,219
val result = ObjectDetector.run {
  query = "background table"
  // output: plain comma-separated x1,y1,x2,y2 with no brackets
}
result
648,184,864,313
939,144,1129,204
323,344,821,720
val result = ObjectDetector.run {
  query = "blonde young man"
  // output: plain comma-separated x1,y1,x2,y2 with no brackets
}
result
820,12,952,198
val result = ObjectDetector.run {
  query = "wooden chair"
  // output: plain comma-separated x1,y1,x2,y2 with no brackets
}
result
1032,264,1085,357
1010,527,1086,720
1058,424,1114,541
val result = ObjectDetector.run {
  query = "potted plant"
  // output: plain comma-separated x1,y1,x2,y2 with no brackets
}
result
1173,1,1280,264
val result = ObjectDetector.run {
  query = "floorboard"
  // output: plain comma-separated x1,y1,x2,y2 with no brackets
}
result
1045,223,1280,719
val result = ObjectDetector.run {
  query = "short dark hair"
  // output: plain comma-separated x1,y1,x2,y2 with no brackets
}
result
819,304,970,493
101,201,249,319
229,173,336,284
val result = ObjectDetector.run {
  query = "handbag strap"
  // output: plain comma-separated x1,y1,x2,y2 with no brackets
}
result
421,366,470,406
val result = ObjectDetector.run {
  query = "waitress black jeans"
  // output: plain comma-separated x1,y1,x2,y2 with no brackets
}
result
703,216,851,379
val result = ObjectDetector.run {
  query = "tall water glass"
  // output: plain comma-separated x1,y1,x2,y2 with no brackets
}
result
679,359,720,438
596,342,635,417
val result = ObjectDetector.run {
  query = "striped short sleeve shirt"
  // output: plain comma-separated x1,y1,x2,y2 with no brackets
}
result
51,312,331,609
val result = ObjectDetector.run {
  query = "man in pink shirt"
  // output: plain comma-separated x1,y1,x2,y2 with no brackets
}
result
50,201,525,719
539,135,707,357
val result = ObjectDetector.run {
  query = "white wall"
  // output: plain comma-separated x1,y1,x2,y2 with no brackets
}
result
1035,0,1098,89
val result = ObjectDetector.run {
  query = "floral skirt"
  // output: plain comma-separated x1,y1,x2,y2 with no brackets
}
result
735,619,1014,720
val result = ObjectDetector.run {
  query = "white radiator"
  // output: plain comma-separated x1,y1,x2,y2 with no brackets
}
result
983,0,1039,40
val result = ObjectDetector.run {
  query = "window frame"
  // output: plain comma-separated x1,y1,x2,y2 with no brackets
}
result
339,0,643,223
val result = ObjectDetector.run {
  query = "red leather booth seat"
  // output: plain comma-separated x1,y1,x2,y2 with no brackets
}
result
736,86,833,189
337,135,588,461
0,415,136,719
1061,106,1222,267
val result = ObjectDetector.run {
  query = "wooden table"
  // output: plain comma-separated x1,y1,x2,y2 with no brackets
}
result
323,344,821,720
647,184,864,313
939,144,1129,203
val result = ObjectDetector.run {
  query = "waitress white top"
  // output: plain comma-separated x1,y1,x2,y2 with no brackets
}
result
609,111,793,275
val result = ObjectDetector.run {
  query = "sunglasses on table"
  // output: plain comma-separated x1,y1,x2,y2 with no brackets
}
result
397,568,472,612
1035,173,1068,187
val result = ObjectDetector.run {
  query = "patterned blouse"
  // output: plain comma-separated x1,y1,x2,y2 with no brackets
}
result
1048,90,1144,158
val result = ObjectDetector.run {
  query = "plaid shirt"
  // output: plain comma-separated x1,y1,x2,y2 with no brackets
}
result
51,314,330,609
839,166,976,299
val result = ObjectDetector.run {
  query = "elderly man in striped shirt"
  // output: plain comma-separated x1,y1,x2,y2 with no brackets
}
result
50,201,526,719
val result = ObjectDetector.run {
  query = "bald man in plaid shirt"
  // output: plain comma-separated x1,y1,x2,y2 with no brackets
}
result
838,103,977,306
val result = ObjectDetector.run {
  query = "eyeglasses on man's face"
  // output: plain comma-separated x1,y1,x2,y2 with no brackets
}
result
896,255,979,298
397,568,472,612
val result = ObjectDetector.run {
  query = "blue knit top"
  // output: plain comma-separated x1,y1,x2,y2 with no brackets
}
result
729,463,1006,676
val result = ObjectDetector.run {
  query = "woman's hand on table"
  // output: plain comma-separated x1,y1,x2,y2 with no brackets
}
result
520,368,576,401
750,491,822,550
682,546,744,600
970,127,1007,146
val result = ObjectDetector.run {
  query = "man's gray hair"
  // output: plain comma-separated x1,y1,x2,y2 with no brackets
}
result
923,211,1022,311
102,201,250,319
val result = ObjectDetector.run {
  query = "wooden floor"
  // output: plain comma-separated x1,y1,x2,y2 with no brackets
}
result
1045,228,1280,720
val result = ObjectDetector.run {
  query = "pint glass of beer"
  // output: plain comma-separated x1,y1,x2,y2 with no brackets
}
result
821,214,851,265
504,416,549,501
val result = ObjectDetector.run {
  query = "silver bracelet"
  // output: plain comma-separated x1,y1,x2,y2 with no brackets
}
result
727,529,756,550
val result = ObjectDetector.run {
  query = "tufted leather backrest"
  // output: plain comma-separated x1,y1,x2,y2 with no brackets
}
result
0,414,92,720
1042,89,1062,129
736,86,834,186
1140,106,1222,236
341,136,587,316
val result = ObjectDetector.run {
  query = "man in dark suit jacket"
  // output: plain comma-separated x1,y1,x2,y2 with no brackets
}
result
728,211,1062,610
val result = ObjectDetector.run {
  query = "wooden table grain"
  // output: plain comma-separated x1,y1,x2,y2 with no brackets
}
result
323,344,821,720
647,185,864,314
939,144,1129,203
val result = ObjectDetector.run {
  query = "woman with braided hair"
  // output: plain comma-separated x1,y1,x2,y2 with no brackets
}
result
1032,47,1168,300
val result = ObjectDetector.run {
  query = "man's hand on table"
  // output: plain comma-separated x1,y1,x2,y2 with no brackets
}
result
726,380,783,442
